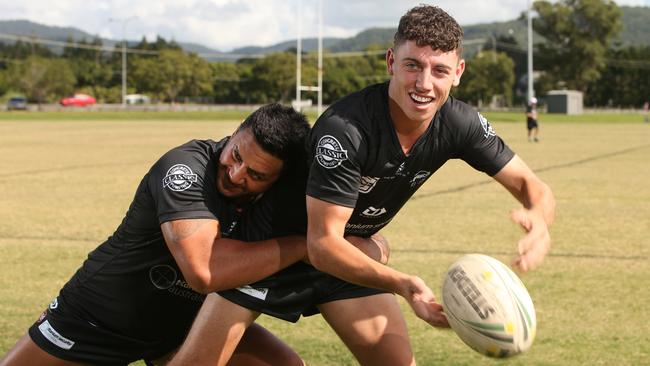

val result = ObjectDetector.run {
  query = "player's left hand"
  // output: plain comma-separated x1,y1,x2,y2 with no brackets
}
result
511,208,550,272
403,275,450,328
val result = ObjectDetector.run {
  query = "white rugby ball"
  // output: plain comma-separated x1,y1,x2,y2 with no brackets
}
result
442,254,536,358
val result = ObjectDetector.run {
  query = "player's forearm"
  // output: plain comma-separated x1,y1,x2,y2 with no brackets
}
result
307,234,404,293
522,178,556,227
535,181,555,226
200,236,306,293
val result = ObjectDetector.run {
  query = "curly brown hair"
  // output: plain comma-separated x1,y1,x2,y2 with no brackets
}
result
394,5,464,55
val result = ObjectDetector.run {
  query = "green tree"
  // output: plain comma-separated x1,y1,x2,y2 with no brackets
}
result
131,49,212,103
0,70,8,97
7,56,76,104
322,47,387,104
587,46,650,107
181,53,213,101
455,51,515,106
212,62,247,103
533,0,622,93
250,52,297,103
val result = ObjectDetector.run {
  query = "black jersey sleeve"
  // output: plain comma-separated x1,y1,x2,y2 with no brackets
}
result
306,112,367,208
148,142,220,224
453,105,515,176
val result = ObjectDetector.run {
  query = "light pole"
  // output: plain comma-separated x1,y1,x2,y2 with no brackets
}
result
110,16,137,107
527,0,535,102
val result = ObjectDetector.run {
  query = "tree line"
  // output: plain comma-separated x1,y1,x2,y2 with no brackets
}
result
1,0,649,108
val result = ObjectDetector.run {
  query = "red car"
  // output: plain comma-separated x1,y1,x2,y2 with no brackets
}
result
60,94,96,107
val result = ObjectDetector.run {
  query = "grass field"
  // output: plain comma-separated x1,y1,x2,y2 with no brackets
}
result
1,112,649,365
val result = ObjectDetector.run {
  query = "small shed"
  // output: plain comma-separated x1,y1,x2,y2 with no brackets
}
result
546,90,583,114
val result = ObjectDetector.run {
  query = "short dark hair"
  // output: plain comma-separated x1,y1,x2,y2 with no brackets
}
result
394,5,464,55
237,103,310,172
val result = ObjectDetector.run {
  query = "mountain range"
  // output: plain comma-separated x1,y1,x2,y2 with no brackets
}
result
1,5,648,61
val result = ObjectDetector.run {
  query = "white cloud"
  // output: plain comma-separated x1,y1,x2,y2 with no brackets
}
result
0,0,647,51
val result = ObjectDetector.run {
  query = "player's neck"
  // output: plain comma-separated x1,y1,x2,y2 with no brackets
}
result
388,98,431,155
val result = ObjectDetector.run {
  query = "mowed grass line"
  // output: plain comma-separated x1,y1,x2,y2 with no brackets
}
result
1,117,649,365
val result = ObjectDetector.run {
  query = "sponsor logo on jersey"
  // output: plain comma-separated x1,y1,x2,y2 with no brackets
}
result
315,135,348,169
149,265,178,290
361,206,387,217
149,265,204,302
345,217,393,235
48,297,58,310
162,164,198,192
236,285,269,300
359,176,380,193
38,320,75,350
410,170,431,187
478,113,496,139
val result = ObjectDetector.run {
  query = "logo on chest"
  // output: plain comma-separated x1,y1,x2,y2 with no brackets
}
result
361,206,387,218
315,135,348,169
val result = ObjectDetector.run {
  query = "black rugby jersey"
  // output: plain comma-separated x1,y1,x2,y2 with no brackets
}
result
58,138,306,344
307,82,514,236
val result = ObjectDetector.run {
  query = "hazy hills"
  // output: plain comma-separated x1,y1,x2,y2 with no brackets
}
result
1,5,648,60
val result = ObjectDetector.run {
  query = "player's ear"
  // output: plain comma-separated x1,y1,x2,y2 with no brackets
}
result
452,58,465,87
386,48,395,75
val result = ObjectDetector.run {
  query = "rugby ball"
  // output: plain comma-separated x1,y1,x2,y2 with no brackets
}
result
442,254,536,358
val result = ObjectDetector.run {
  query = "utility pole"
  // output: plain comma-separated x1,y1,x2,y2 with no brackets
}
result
110,16,137,107
527,0,535,102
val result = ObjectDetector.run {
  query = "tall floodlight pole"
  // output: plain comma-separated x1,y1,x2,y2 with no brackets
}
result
110,16,137,107
296,0,302,111
317,0,323,116
527,0,534,102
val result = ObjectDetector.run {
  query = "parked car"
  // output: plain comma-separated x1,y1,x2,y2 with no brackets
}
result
6,96,28,111
60,94,96,107
125,94,151,105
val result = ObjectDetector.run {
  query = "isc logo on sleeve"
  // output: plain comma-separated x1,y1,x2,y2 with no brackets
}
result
162,164,198,191
315,135,348,169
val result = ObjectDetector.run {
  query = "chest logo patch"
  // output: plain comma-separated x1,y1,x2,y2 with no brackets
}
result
361,206,387,217
163,164,198,191
359,176,380,193
315,135,348,169
478,113,496,139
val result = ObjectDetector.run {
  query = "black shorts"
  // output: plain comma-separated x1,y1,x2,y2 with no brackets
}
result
527,119,538,130
218,262,387,323
28,296,184,366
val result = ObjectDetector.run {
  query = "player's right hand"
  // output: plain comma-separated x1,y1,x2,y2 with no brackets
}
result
403,275,450,328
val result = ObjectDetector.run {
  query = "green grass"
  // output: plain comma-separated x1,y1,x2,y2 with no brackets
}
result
1,108,646,123
1,116,649,365
0,108,322,122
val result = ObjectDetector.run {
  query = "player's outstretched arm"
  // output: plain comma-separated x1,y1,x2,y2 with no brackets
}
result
161,219,306,293
493,155,556,272
306,196,448,328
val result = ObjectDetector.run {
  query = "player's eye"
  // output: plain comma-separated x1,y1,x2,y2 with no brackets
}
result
232,146,242,162
405,62,419,70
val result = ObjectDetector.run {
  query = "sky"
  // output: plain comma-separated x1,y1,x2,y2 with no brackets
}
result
0,0,648,51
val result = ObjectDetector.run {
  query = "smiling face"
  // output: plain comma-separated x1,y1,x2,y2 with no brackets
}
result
386,40,465,127
217,128,284,202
